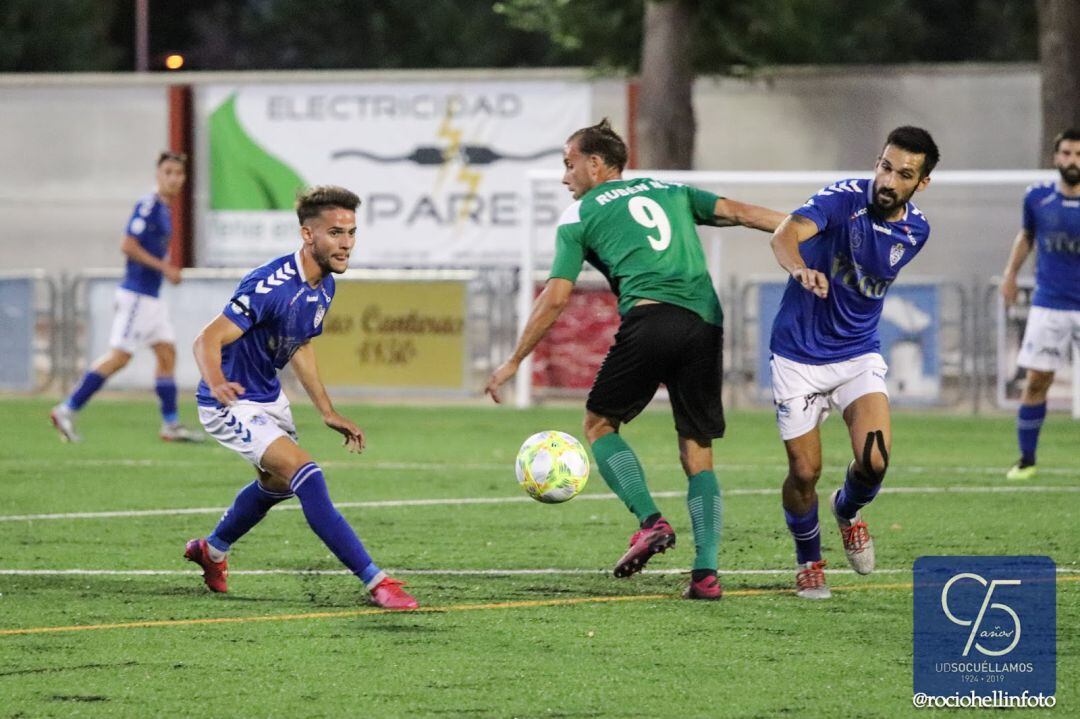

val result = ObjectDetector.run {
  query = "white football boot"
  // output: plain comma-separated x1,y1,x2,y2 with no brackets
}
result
795,560,831,600
49,403,82,443
160,422,205,443
830,488,875,575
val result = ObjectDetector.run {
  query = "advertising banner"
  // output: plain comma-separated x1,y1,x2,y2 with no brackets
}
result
315,281,467,389
531,287,618,390
196,81,589,267
0,278,35,390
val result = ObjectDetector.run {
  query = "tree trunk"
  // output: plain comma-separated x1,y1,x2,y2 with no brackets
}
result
1038,0,1080,165
637,0,696,169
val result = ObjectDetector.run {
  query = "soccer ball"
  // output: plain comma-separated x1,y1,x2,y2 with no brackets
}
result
515,430,590,504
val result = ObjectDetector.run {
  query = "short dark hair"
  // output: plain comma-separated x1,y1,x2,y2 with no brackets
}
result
568,118,628,172
157,151,187,166
883,126,940,177
296,185,360,225
1053,128,1080,152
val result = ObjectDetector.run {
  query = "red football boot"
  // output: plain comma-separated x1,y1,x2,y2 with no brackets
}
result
613,518,676,578
370,577,418,610
684,573,723,600
184,538,228,593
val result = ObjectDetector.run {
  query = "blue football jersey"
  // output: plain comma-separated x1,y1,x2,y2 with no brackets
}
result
120,193,172,297
196,252,334,407
770,179,931,364
1023,182,1080,311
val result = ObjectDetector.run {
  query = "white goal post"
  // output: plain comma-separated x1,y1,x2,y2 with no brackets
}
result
516,168,1077,416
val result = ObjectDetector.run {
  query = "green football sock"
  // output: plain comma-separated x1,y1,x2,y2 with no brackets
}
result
591,432,659,523
687,470,722,571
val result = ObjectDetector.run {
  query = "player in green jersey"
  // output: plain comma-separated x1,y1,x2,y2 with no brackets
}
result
486,119,785,599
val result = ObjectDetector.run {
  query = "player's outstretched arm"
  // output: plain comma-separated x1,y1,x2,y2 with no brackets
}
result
121,235,181,284
193,314,246,404
1000,229,1034,307
771,214,829,299
485,278,574,404
713,198,788,233
290,342,365,453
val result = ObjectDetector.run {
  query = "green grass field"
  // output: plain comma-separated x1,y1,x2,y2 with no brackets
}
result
1,397,1076,717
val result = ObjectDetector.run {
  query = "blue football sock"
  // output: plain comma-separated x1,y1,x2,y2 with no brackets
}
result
207,480,293,553
155,376,179,424
1017,402,1046,466
66,371,106,411
834,463,882,521
784,503,821,564
290,463,383,588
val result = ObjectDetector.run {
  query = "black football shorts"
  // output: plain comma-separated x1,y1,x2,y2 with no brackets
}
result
586,302,725,441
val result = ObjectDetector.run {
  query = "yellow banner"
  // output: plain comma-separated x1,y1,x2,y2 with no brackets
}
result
316,281,466,388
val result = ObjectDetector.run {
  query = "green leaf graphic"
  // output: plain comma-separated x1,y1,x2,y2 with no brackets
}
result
210,93,306,210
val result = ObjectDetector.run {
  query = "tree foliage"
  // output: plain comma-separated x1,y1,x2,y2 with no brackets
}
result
496,0,1037,72
0,0,121,71
179,0,566,71
0,0,1038,73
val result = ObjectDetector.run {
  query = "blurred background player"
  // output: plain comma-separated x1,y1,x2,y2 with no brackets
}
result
184,185,417,610
485,119,785,600
50,151,202,443
1000,128,1080,480
768,127,939,599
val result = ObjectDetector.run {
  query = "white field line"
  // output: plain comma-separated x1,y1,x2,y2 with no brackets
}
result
0,567,1077,577
0,565,1075,578
3,457,1078,477
2,485,1079,523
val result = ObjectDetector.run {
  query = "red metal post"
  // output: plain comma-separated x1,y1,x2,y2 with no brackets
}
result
167,85,194,267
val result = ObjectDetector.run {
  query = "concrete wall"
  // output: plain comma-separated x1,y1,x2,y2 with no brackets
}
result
0,65,1044,286
0,78,169,273
693,64,1040,170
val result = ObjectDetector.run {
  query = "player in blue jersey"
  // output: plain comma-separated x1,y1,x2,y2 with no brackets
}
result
767,127,939,599
182,185,417,610
50,152,202,444
1001,128,1080,480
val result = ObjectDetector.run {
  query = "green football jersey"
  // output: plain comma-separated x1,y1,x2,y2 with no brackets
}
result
549,178,724,325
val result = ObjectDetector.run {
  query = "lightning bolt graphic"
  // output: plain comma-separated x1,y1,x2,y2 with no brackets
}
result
456,166,482,214
437,113,481,223
436,115,462,179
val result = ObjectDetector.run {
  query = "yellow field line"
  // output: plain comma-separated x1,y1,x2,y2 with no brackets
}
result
0,594,669,636
2,577,1075,637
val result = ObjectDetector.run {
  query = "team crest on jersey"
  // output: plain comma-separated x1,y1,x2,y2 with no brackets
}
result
313,304,326,328
889,242,905,266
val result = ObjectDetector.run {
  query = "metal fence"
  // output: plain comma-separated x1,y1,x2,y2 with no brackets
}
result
1,268,1073,415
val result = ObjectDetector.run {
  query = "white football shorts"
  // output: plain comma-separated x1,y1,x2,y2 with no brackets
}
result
198,392,298,469
1016,305,1080,373
770,352,889,441
108,287,176,353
